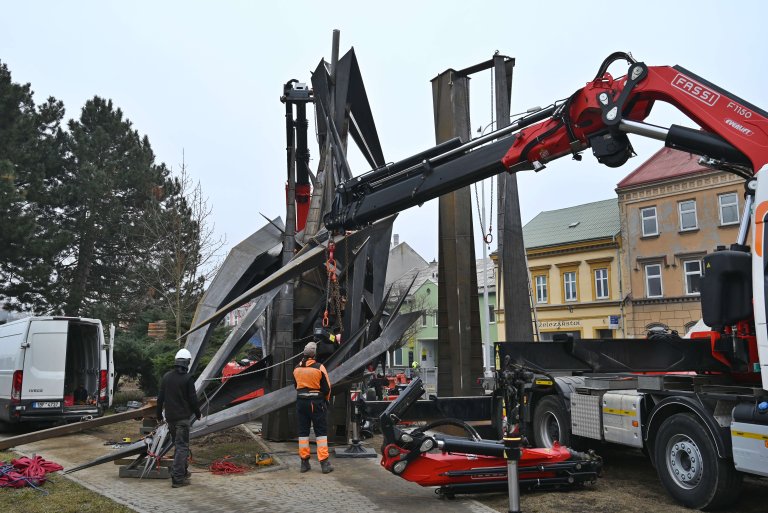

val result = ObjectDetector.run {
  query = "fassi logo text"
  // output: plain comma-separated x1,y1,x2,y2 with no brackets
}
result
671,74,720,106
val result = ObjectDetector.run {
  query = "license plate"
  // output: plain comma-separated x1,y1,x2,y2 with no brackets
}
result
32,401,61,408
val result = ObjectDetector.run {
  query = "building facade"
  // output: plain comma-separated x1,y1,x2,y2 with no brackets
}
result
496,199,625,340
385,236,499,382
617,147,745,336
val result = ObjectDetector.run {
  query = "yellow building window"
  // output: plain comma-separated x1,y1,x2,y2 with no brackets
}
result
587,257,613,301
563,271,577,301
556,263,580,303
533,272,548,304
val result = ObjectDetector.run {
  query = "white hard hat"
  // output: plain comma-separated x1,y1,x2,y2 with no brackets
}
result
175,348,192,360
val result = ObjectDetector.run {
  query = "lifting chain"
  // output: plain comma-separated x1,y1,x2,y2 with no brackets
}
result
323,240,345,335
473,179,494,246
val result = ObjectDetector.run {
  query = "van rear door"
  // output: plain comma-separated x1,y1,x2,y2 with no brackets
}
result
22,319,68,408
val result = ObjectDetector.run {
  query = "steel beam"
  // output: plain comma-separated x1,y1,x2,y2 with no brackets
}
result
190,311,421,437
431,69,483,397
493,55,532,342
194,288,279,391
185,220,283,373
0,404,155,451
263,98,300,440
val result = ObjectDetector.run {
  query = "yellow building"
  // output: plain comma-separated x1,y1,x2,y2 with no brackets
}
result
496,199,625,340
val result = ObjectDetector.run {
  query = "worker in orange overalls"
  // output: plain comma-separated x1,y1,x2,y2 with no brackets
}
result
293,341,334,474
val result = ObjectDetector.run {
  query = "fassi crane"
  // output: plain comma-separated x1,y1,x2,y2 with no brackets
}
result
325,51,768,390
326,53,768,510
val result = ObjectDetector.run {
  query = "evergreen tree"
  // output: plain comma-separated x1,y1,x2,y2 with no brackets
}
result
58,97,171,322
0,61,68,312
1,63,220,343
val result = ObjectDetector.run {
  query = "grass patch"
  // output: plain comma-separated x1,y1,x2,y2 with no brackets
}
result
0,451,133,513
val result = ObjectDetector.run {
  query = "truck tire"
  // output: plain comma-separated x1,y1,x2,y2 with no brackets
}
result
653,412,742,510
532,395,571,448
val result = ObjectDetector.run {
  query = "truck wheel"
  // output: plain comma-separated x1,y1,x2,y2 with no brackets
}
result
653,413,742,510
532,395,571,448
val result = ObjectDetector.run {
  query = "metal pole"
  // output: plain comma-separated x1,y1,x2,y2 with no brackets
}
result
504,435,522,513
330,30,340,82
482,183,491,376
507,460,521,513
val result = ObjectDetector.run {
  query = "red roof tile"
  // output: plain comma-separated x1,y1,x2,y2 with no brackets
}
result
617,147,707,188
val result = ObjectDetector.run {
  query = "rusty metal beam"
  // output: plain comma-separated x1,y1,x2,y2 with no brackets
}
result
0,403,155,451
431,69,483,397
493,55,533,342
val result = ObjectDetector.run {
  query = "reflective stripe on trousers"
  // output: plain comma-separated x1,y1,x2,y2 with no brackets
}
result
317,436,329,461
298,436,311,460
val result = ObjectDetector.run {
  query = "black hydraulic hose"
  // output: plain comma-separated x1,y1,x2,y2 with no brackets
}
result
439,438,505,458
593,51,637,81
412,418,482,442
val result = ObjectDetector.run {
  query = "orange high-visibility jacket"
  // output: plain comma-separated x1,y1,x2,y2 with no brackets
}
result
293,358,331,401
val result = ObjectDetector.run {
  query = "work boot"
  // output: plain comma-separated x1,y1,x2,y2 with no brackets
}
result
300,458,311,473
320,459,334,474
171,480,189,488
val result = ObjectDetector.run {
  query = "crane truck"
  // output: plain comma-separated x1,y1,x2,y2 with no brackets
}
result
325,52,768,510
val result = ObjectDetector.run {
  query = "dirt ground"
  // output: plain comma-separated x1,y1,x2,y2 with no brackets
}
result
474,445,768,513
5,418,766,511
83,418,272,471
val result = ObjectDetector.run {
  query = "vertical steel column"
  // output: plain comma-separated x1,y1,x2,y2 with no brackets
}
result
263,86,299,441
494,56,533,342
432,70,483,397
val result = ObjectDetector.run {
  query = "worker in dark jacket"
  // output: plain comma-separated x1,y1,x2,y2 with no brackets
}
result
157,348,201,488
293,341,334,474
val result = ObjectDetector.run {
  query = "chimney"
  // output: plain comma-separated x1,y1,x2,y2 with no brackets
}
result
393,234,399,247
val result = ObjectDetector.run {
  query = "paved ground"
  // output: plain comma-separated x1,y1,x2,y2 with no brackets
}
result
10,424,495,513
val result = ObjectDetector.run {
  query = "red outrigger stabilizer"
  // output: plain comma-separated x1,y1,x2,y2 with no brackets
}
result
378,377,602,497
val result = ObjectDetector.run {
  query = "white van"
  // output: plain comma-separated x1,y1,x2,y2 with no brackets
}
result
0,316,114,426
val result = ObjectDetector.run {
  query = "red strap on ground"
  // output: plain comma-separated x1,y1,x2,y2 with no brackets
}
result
209,456,248,475
0,455,63,489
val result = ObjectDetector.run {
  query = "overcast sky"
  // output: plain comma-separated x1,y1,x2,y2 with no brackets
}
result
3,1,767,263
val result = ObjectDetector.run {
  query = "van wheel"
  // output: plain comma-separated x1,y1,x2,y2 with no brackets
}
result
654,413,742,510
532,395,571,448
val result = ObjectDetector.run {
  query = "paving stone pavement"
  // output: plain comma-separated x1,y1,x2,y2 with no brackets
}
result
12,425,497,513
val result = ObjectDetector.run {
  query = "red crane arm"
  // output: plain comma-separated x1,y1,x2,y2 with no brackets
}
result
502,55,768,175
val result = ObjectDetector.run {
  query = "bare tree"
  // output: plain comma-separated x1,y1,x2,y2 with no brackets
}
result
138,152,226,341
